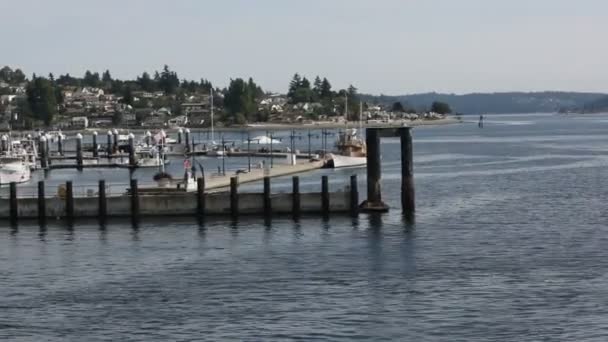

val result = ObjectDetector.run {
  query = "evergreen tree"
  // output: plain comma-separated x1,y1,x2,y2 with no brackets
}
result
392,101,405,112
120,86,134,106
313,76,322,100
159,65,179,94
320,78,332,99
430,101,452,114
102,70,112,83
287,73,302,103
26,76,57,126
137,72,155,92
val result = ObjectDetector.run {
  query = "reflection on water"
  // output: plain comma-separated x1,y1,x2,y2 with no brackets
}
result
3,114,608,340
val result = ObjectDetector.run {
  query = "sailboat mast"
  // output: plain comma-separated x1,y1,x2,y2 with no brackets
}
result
359,101,363,132
344,94,348,118
210,87,214,143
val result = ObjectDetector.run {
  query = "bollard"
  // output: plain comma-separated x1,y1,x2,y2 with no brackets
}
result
38,181,46,226
178,128,183,145
128,133,136,168
65,181,74,223
263,176,271,218
130,179,139,227
45,134,50,159
9,182,17,227
361,128,388,212
197,177,205,219
350,175,359,217
106,130,113,159
184,128,191,153
92,131,98,158
145,131,152,147
39,136,48,169
57,133,64,156
0,135,7,152
321,175,329,216
230,177,238,218
292,176,300,219
112,129,119,153
98,180,107,224
76,133,83,170
400,127,415,216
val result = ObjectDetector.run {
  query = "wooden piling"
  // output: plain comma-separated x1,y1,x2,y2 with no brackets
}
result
321,175,329,216
92,131,98,158
350,174,359,216
98,180,107,224
263,176,271,218
128,133,136,167
57,133,64,156
106,131,112,159
292,176,300,219
65,181,74,223
9,182,17,227
39,136,48,169
399,127,415,216
185,129,191,153
230,177,238,218
197,177,205,219
130,179,139,226
76,134,83,170
178,128,183,145
38,181,46,226
112,129,118,153
361,128,388,212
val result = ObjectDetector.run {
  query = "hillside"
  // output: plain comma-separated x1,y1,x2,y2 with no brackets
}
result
360,92,606,114
579,95,608,113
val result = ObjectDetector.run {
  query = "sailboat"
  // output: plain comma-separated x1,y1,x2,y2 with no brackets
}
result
206,88,226,157
325,100,368,168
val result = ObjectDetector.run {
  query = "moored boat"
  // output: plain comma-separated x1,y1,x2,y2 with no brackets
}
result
325,128,367,169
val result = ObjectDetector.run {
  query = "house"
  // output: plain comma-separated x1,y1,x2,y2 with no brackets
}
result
71,116,89,129
167,115,188,127
0,95,17,105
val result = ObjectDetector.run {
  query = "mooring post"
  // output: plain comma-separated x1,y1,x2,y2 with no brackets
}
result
112,129,119,153
321,175,330,216
106,130,112,159
184,128,191,154
98,180,107,224
178,128,183,145
39,136,48,169
45,134,50,160
65,181,74,223
128,133,136,168
57,133,64,156
145,131,152,147
92,131,98,158
292,176,300,219
38,181,46,226
350,174,359,217
76,133,84,170
130,179,139,227
263,176,271,218
399,127,415,216
197,177,205,219
361,127,388,212
9,182,17,227
230,177,238,218
0,134,7,153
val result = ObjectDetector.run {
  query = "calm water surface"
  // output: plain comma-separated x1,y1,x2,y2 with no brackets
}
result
2,113,608,341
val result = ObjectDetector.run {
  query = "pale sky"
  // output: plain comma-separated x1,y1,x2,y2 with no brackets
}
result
1,0,607,95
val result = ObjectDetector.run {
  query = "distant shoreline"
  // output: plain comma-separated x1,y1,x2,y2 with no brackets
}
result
4,117,461,136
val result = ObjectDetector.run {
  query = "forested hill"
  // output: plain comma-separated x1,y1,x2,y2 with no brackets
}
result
580,95,608,113
360,92,606,114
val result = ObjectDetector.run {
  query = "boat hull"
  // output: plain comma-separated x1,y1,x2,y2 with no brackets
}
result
326,154,367,169
0,165,31,185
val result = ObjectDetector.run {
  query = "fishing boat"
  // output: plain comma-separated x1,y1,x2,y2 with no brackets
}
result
325,99,367,168
325,128,367,168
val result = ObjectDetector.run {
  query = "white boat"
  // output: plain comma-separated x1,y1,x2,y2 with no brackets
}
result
207,145,226,157
250,135,281,145
0,157,31,184
326,100,368,169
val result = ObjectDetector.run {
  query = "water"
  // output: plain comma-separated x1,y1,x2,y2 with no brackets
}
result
3,113,608,341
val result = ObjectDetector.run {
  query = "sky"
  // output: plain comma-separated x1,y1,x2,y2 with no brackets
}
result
1,0,607,95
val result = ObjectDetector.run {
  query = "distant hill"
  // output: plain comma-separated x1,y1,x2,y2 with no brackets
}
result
360,92,607,114
579,95,608,113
